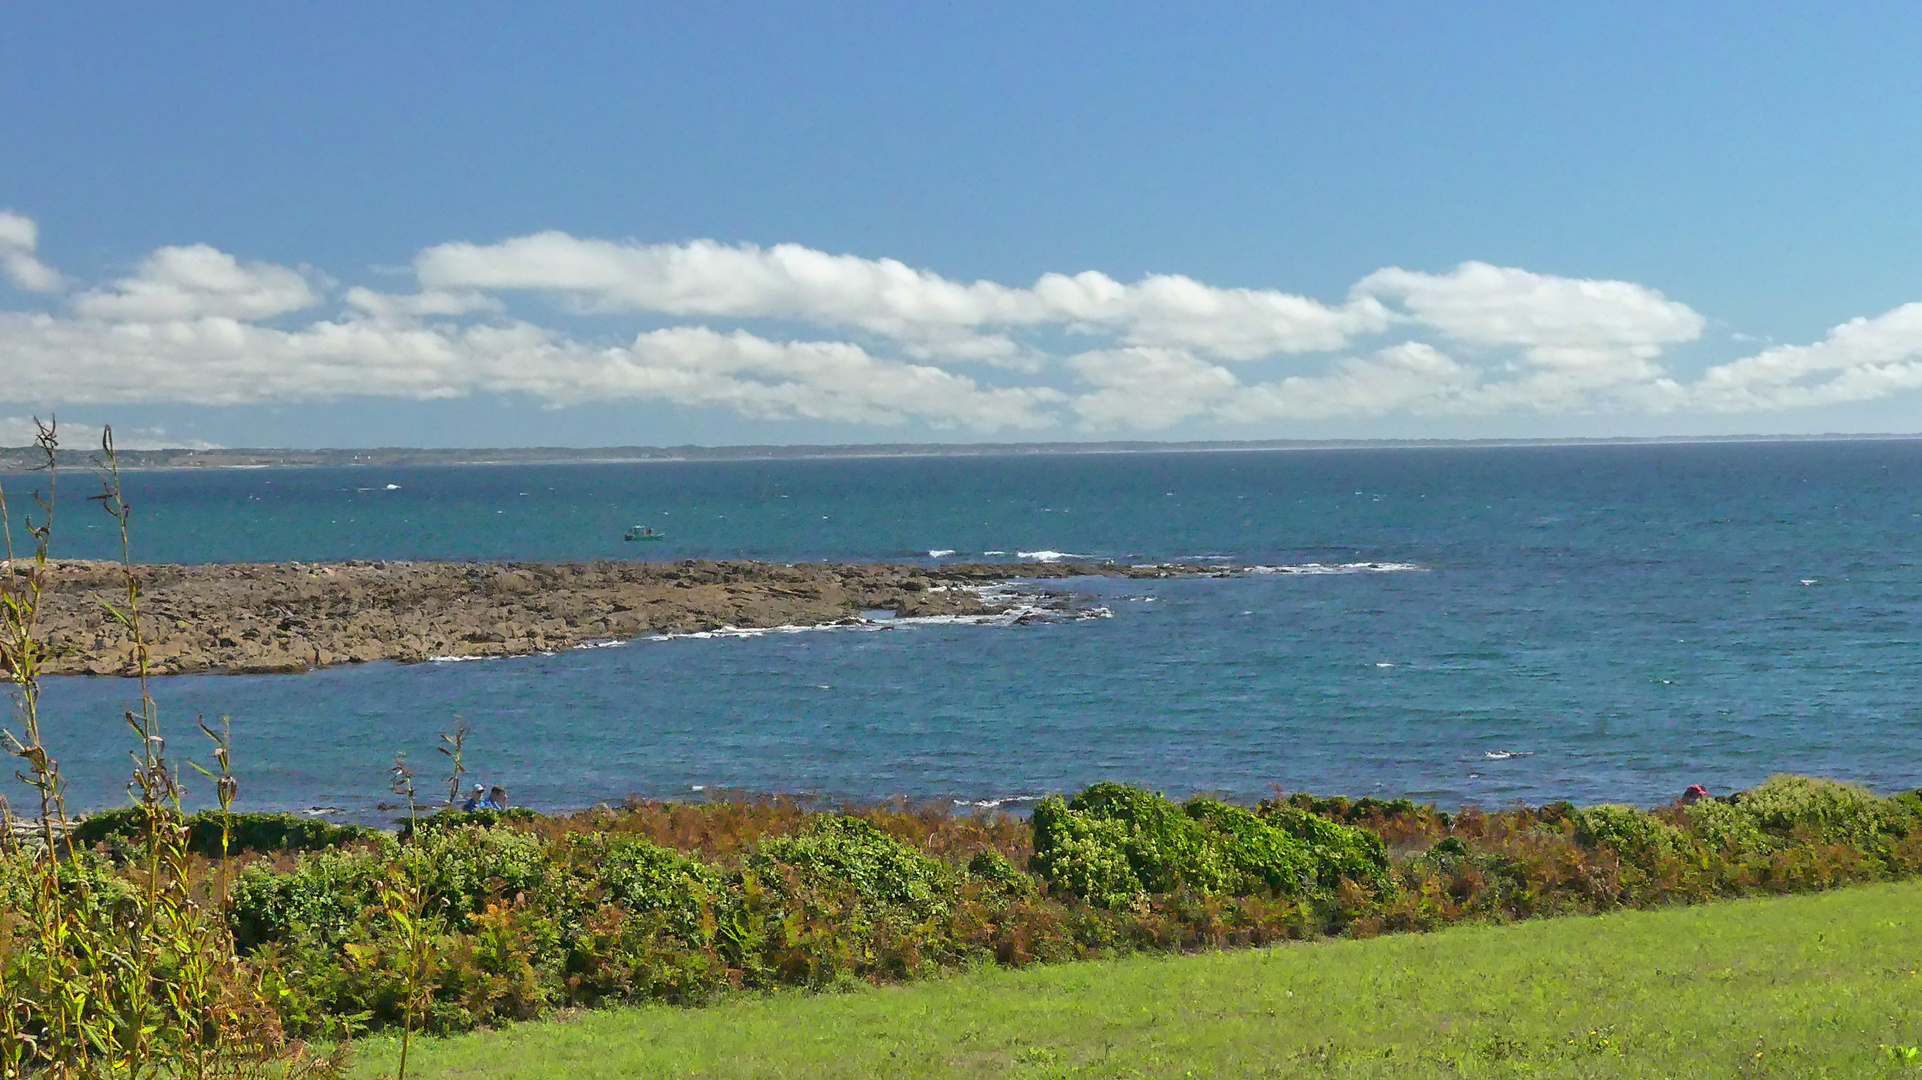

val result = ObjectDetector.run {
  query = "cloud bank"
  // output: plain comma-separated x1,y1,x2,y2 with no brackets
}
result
8,214,1922,434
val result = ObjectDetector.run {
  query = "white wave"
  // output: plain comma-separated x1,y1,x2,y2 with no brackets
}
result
645,623,842,641
427,653,489,663
1179,554,1236,561
1483,750,1533,761
927,549,958,558
981,550,1007,556
1244,561,1424,575
953,795,1042,810
1017,550,1084,562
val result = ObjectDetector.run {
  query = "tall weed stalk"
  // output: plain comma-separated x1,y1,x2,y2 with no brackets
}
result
0,423,344,1078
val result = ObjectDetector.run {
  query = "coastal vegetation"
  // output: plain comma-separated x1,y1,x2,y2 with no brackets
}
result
8,421,1922,1076
10,770,1922,1068
347,878,1922,1078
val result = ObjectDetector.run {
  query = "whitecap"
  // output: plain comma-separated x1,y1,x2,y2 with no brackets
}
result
927,549,958,558
952,795,1041,809
1017,550,1083,562
1483,750,1533,761
1245,561,1424,575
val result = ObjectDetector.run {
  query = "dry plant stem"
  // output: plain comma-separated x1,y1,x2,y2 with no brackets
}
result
438,719,469,809
386,754,431,1080
2,422,344,1078
0,420,95,1078
190,715,240,898
0,420,66,853
97,426,169,1073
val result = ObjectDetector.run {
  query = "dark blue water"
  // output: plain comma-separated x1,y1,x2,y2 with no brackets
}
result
16,441,1922,818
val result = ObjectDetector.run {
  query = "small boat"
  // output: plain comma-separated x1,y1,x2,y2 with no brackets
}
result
623,525,665,542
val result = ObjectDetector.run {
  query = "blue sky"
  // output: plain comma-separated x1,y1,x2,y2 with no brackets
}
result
5,3,1922,448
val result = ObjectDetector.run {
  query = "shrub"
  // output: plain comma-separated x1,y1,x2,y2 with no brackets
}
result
401,822,552,916
1028,798,1144,907
966,848,1038,896
1571,805,1682,865
746,815,948,910
1254,803,1391,890
1030,784,1380,908
398,806,540,842
73,807,377,857
1683,798,1771,855
1184,799,1317,893
1732,774,1912,847
229,846,387,951
576,834,720,942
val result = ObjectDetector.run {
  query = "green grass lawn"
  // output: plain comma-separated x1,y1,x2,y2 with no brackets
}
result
352,880,1922,1078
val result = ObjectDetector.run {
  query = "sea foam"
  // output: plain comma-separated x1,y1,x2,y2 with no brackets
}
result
1244,561,1423,575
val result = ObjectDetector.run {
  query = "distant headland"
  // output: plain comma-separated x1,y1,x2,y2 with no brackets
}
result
4,433,1919,472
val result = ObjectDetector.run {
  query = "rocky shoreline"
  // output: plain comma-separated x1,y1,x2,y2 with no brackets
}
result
17,559,1203,677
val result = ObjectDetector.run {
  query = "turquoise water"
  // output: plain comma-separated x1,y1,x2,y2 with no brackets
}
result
17,441,1922,818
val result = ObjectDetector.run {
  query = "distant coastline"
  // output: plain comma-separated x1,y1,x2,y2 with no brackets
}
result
5,432,1922,472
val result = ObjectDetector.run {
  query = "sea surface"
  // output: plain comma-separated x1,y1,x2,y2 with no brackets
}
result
14,441,1922,819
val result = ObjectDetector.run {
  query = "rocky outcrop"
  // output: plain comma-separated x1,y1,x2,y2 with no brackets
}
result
14,559,1195,677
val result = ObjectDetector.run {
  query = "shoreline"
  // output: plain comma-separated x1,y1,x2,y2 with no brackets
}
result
7,431,1922,473
21,558,1211,677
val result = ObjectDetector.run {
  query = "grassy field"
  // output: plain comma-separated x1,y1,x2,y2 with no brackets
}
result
351,880,1922,1079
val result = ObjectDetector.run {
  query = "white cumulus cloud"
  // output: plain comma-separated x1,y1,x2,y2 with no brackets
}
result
7,210,1922,437
1356,261,1704,383
0,210,64,292
415,233,1390,361
72,245,323,322
1688,302,1922,413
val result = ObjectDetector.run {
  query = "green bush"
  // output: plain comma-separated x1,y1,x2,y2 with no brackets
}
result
1254,803,1391,890
398,806,540,842
229,821,553,953
1571,805,1683,865
228,846,387,951
1280,793,1447,829
1732,774,1912,847
72,807,377,856
1183,799,1317,893
965,849,1038,896
401,822,552,916
1029,783,1380,908
746,815,947,910
1684,798,1772,855
576,834,719,942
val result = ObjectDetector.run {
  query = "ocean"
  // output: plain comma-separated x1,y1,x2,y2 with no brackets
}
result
16,440,1922,819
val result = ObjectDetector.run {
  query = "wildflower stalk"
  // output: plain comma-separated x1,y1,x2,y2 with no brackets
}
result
386,753,433,1080
437,719,469,809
